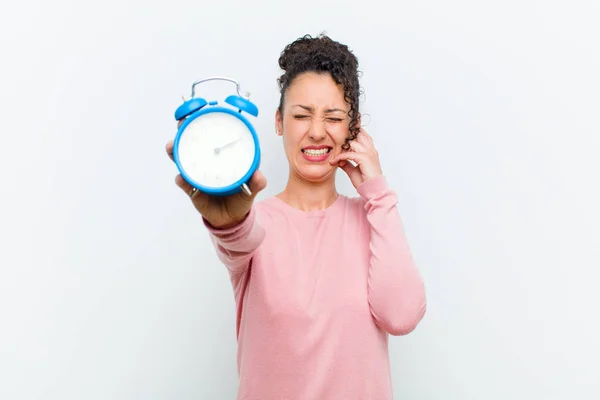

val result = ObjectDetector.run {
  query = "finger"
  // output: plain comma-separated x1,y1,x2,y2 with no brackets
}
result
331,142,367,162
246,170,267,197
359,127,372,139
171,118,188,161
339,159,357,168
174,174,193,194
166,140,174,161
338,159,362,184
339,159,357,174
348,140,368,153
174,174,207,202
330,151,364,165
355,129,368,145
356,128,374,147
174,175,216,218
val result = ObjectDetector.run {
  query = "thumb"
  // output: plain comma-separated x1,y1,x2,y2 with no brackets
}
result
338,160,361,185
339,160,356,176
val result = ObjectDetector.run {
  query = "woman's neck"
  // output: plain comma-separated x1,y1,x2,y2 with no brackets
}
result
277,174,339,212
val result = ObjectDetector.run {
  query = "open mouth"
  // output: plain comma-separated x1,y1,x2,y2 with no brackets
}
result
301,147,332,157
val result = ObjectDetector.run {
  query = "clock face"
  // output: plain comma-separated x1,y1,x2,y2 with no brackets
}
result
176,111,256,188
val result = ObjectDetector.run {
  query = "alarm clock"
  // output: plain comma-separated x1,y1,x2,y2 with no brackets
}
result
172,76,261,197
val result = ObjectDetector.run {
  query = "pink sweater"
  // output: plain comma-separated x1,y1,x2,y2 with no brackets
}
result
203,175,427,399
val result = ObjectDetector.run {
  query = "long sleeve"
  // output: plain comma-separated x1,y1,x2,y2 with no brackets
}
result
202,206,266,276
357,175,427,336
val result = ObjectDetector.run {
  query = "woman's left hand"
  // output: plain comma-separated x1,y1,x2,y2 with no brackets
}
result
329,128,383,189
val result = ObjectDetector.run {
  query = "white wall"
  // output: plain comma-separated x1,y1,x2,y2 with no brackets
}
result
1,0,599,399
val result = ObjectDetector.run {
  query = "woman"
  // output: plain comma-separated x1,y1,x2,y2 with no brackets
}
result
166,34,426,400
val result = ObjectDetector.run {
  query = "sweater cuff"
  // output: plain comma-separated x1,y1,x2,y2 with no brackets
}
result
357,175,389,200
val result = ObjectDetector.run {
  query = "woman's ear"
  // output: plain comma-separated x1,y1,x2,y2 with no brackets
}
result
275,108,283,136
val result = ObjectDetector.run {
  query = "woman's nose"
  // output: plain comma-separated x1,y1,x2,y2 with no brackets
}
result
308,119,327,140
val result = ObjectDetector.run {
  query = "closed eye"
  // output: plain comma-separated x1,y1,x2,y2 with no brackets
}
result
293,115,343,122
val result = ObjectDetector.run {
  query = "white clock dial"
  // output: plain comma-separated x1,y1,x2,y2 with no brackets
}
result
177,112,256,188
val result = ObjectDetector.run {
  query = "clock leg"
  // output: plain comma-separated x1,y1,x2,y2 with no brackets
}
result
241,183,252,196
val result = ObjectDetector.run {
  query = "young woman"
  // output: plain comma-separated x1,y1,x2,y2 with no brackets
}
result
166,33,426,400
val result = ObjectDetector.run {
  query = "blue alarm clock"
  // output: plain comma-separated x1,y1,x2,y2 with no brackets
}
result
173,76,261,197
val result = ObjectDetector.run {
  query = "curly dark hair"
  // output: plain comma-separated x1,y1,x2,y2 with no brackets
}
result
277,33,362,150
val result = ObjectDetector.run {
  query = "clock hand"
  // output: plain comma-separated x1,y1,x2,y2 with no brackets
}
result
214,137,242,154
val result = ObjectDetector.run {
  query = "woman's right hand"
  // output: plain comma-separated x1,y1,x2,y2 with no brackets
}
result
166,120,267,229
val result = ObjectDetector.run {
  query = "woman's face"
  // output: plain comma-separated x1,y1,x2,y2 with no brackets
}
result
275,72,351,183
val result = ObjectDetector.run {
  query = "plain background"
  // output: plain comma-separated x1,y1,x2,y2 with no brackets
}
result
1,0,599,399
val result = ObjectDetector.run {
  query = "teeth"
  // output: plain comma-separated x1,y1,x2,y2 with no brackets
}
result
303,148,330,156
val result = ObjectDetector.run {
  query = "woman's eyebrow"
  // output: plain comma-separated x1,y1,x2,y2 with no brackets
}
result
291,105,345,113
